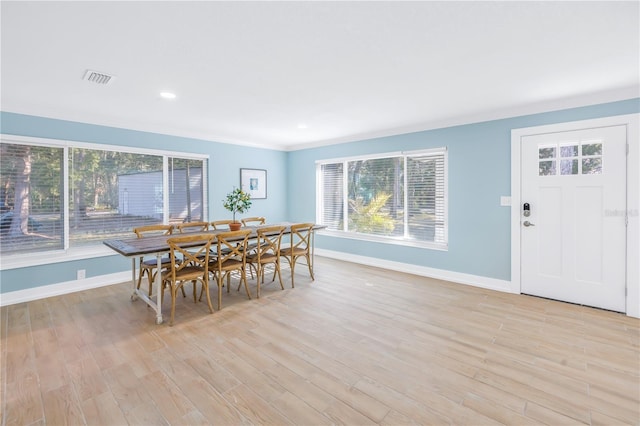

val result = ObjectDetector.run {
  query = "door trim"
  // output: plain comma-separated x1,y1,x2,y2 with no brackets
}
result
511,114,640,318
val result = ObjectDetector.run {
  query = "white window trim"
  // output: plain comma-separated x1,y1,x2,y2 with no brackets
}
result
314,147,446,165
0,134,209,270
316,147,448,250
318,228,449,251
1,246,119,269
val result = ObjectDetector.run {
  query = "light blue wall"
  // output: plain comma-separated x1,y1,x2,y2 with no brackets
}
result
288,98,640,281
0,112,288,292
1,99,639,293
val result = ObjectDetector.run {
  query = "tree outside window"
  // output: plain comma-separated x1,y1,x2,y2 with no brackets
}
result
0,140,207,255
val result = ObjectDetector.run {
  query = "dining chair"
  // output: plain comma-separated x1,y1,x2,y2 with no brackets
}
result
176,221,211,264
246,225,285,297
208,229,252,310
177,221,210,233
211,219,233,230
240,216,266,227
161,234,215,326
133,224,174,297
280,223,315,288
209,220,236,259
237,216,266,277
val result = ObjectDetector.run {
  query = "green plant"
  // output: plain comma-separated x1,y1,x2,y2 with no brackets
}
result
223,187,252,222
348,192,396,234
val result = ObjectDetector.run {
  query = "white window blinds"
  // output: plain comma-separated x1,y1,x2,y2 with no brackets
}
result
317,148,447,249
1,138,208,256
0,143,64,253
168,157,206,223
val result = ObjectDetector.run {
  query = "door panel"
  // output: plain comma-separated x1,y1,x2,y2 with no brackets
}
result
538,186,562,277
575,186,603,284
521,125,626,312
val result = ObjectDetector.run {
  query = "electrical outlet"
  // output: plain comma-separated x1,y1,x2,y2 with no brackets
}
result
77,269,86,280
500,196,511,206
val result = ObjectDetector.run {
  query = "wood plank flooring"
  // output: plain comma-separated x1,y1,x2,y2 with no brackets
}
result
1,257,639,425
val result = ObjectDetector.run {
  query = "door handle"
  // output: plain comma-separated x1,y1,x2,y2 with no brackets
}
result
523,221,535,227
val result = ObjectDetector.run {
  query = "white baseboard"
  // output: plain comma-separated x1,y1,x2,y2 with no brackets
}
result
3,253,636,319
0,252,512,307
0,271,131,307
315,249,515,294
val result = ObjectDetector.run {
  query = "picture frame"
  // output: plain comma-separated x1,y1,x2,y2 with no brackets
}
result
240,168,267,199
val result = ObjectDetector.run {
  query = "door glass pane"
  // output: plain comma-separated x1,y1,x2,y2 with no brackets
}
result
582,143,602,156
539,147,556,159
560,145,578,157
560,159,579,175
539,160,556,176
582,158,602,175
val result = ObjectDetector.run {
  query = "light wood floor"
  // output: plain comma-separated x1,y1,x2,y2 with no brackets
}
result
1,257,639,425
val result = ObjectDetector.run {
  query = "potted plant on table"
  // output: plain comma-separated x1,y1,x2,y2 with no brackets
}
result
223,187,252,231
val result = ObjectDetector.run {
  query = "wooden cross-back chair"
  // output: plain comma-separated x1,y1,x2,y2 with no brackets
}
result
161,234,215,326
211,219,233,230
229,217,266,278
280,223,315,288
177,221,210,233
240,216,266,250
246,225,286,297
133,224,174,297
240,216,266,226
208,229,252,310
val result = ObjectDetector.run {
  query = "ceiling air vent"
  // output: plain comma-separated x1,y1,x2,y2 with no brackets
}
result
82,69,115,85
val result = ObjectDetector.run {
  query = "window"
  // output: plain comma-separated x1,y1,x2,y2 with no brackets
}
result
1,136,208,257
168,157,205,222
317,148,447,249
1,143,64,253
538,140,603,176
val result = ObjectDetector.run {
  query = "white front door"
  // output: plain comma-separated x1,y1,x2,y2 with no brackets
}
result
520,125,627,312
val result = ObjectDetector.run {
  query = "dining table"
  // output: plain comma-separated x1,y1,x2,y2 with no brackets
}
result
103,222,323,324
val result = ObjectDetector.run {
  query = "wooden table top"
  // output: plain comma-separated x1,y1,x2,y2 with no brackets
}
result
103,223,324,257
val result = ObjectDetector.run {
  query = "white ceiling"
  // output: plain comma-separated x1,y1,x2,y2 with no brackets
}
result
2,1,638,151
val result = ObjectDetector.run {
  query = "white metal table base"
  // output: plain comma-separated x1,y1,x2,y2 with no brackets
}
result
130,253,164,324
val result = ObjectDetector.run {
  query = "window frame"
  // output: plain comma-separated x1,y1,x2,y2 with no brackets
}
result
316,147,448,251
0,134,209,270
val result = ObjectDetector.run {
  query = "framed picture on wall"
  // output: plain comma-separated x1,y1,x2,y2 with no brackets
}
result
240,168,267,199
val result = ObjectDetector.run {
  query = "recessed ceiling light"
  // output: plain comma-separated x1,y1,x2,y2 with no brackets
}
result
297,123,308,129
160,92,176,99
